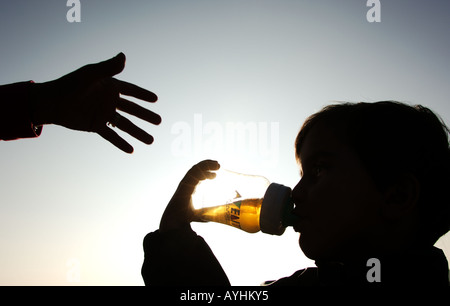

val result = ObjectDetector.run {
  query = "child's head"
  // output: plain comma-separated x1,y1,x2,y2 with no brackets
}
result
292,101,450,261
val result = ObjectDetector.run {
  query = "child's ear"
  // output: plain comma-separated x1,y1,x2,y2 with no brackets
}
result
381,173,420,220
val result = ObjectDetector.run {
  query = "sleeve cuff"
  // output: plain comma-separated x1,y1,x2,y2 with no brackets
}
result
0,81,43,141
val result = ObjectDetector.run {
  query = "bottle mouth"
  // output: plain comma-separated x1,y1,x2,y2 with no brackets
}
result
260,183,298,235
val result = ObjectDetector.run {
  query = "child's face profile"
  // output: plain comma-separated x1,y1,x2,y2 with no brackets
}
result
292,122,387,261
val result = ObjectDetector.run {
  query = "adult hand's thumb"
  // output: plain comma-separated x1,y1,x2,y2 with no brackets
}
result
78,52,126,83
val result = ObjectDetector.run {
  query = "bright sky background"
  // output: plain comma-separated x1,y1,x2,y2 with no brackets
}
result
0,0,449,285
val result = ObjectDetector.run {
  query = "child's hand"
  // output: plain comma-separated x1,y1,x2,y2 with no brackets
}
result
159,160,220,232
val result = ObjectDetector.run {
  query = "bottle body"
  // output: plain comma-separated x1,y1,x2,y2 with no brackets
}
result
194,198,263,233
191,168,297,235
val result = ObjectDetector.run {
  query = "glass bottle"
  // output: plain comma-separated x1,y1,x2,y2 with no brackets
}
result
191,168,298,235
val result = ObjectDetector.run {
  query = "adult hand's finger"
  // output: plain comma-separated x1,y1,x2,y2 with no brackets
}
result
114,113,154,144
115,79,158,102
97,125,134,154
117,98,162,125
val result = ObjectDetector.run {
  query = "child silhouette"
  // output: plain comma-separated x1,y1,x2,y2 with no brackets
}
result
143,101,449,286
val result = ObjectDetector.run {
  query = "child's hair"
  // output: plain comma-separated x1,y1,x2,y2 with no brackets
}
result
295,101,450,245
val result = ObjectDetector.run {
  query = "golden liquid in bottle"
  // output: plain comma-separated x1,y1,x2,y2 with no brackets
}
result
193,198,262,233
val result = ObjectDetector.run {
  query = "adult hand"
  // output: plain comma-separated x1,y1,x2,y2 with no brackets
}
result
30,53,161,153
159,160,220,232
